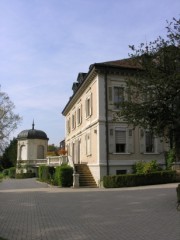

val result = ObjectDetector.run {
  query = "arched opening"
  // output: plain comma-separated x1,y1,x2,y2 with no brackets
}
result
20,145,26,160
37,145,44,159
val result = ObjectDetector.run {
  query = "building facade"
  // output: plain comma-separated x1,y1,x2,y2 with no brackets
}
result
62,59,168,185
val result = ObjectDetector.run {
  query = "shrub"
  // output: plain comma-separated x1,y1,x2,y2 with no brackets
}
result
103,170,176,188
8,167,16,178
176,184,180,204
132,161,144,174
38,166,49,181
38,165,55,183
0,172,3,180
133,160,161,174
48,166,55,180
15,172,36,179
166,149,175,170
2,169,9,177
54,165,73,187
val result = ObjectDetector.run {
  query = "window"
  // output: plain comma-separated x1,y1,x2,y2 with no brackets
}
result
77,105,82,125
116,170,127,175
37,145,44,159
86,133,91,156
20,145,26,160
72,112,76,130
115,130,126,153
114,87,124,109
145,131,154,153
67,118,71,134
85,94,92,118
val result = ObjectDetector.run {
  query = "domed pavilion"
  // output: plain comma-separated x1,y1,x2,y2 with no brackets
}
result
17,121,49,173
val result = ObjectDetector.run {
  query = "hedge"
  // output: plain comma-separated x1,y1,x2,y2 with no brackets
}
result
38,166,55,182
2,169,9,177
54,165,73,187
38,165,73,187
15,172,36,179
177,184,180,203
0,173,3,180
8,167,16,178
103,170,176,188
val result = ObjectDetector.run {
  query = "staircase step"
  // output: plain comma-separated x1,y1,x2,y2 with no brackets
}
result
75,164,97,187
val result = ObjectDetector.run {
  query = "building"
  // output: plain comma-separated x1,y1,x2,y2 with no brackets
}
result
62,59,168,185
16,122,49,173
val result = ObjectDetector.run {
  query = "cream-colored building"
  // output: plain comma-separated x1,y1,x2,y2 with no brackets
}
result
16,122,49,173
62,59,168,185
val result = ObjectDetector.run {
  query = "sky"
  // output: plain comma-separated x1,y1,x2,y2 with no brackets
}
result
0,0,179,146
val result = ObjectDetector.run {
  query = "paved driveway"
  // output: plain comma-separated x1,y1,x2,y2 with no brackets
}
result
0,179,179,240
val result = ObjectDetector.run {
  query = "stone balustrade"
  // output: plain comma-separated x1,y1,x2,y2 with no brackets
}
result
17,155,68,167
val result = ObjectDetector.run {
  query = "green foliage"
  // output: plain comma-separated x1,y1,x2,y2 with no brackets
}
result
48,144,58,152
47,144,59,156
103,171,176,188
0,172,3,180
133,160,161,174
176,184,180,203
54,165,73,187
38,164,73,187
122,18,180,159
48,166,55,180
2,169,9,176
38,165,55,184
0,88,21,153
54,166,61,186
166,149,175,170
0,138,17,169
8,167,16,178
15,172,36,179
38,166,49,181
132,161,144,174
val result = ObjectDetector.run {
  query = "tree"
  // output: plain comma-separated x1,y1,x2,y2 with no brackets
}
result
0,87,21,152
0,138,17,169
47,144,59,156
121,17,180,160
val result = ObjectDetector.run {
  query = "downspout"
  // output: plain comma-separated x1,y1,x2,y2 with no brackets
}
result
104,69,109,175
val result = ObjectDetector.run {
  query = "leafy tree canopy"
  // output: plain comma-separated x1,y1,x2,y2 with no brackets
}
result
0,87,21,153
121,17,180,159
0,138,17,169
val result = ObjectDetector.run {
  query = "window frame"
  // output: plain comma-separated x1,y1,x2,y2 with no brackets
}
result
77,104,82,126
72,112,76,130
66,117,71,134
145,130,155,153
115,128,127,153
85,133,91,156
113,86,124,110
85,93,92,118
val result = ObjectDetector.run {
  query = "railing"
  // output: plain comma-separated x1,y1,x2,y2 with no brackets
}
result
47,156,67,166
17,155,68,167
67,155,76,173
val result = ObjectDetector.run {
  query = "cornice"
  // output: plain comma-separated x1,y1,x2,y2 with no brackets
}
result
62,66,97,115
62,63,140,116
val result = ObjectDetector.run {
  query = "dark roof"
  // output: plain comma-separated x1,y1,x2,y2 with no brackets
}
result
17,123,49,140
97,58,142,69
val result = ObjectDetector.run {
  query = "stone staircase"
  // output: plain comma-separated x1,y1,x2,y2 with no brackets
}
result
75,164,97,188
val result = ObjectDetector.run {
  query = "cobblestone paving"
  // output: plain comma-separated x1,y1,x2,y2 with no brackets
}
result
0,179,179,240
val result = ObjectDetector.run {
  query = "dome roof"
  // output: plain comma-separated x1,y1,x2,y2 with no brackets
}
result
17,122,49,140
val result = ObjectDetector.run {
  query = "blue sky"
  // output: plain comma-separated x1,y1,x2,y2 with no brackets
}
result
0,0,179,146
